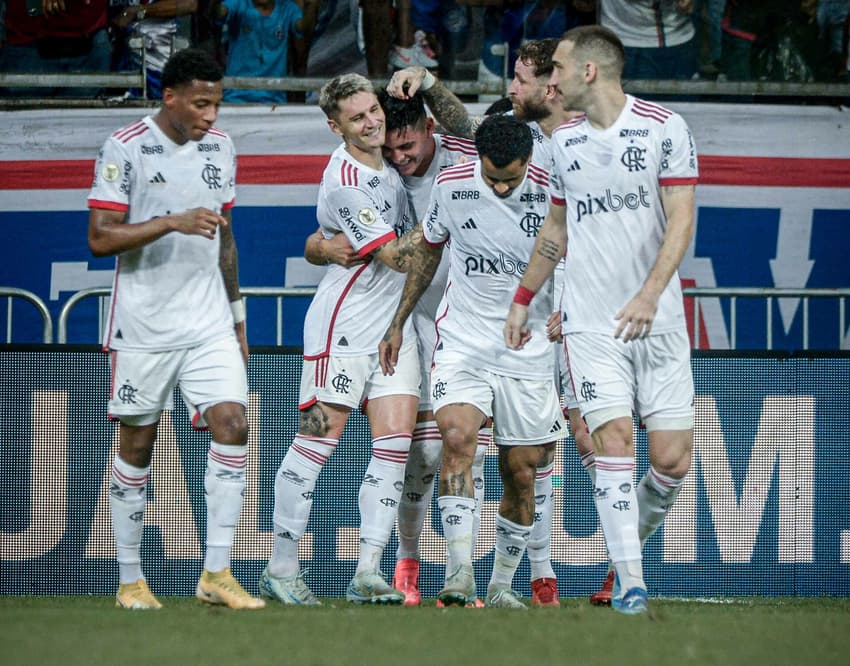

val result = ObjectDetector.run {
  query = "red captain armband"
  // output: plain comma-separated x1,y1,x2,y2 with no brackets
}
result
513,285,536,306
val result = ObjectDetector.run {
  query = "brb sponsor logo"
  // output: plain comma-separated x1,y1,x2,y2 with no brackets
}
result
575,186,650,222
452,190,480,200
463,253,527,277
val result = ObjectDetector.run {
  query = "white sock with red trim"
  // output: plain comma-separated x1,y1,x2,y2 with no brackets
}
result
396,422,441,560
269,434,337,577
356,433,411,574
110,455,149,585
637,465,685,547
204,441,247,572
528,460,556,581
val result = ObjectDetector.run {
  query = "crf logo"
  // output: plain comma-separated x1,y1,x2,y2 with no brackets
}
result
332,373,351,393
117,382,137,404
620,146,647,172
519,212,542,237
201,164,222,189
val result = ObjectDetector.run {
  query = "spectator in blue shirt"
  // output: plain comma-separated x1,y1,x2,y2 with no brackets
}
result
212,0,315,103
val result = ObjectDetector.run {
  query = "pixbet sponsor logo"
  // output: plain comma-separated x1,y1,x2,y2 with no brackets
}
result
575,186,651,222
463,253,527,277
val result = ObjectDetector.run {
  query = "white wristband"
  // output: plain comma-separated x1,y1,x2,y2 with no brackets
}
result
421,70,436,91
230,298,246,324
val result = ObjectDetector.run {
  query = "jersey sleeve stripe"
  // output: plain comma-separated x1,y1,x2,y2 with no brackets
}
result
551,195,566,206
358,230,397,257
88,198,128,212
112,120,146,141
115,124,150,143
222,199,236,210
659,176,699,186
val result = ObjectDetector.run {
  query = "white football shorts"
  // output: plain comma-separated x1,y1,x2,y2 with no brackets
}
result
430,361,567,446
564,329,694,433
299,339,421,411
108,334,248,423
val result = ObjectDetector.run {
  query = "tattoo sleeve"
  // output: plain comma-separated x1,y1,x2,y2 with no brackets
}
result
387,232,443,335
424,81,482,140
218,210,241,302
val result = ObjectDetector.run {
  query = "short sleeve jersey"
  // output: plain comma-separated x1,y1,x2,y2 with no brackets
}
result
403,133,477,321
549,95,698,335
87,116,236,352
423,160,555,380
304,144,414,358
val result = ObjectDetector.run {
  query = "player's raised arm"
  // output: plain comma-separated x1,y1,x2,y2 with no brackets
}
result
504,201,566,350
386,66,482,140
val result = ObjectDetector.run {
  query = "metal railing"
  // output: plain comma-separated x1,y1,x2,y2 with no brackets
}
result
0,287,53,343
684,287,850,350
56,285,317,344
1,71,848,107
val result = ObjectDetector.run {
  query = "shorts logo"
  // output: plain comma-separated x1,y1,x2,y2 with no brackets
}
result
331,372,351,394
580,378,597,402
117,381,138,404
432,380,447,400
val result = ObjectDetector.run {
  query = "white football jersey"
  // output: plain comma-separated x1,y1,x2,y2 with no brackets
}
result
550,95,698,336
423,160,555,379
403,133,477,337
87,116,236,352
304,144,414,358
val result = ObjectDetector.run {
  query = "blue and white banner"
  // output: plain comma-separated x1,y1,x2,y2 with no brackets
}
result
1,103,849,348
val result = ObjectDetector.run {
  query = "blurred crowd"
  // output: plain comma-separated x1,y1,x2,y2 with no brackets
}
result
1,0,848,101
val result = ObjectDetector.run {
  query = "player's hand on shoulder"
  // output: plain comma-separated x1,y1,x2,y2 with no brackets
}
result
387,67,428,99
172,207,227,239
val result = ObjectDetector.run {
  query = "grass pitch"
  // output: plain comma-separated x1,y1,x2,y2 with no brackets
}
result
3,596,849,665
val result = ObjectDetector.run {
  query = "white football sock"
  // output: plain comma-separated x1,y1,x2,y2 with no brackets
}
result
489,514,531,590
638,465,685,547
109,455,149,585
528,460,556,580
439,495,476,574
203,441,247,572
356,433,410,574
396,421,441,560
593,456,644,591
269,434,336,577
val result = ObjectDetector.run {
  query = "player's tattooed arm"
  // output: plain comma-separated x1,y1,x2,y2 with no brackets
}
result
422,80,483,140
378,232,442,375
536,237,562,263
218,210,242,303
